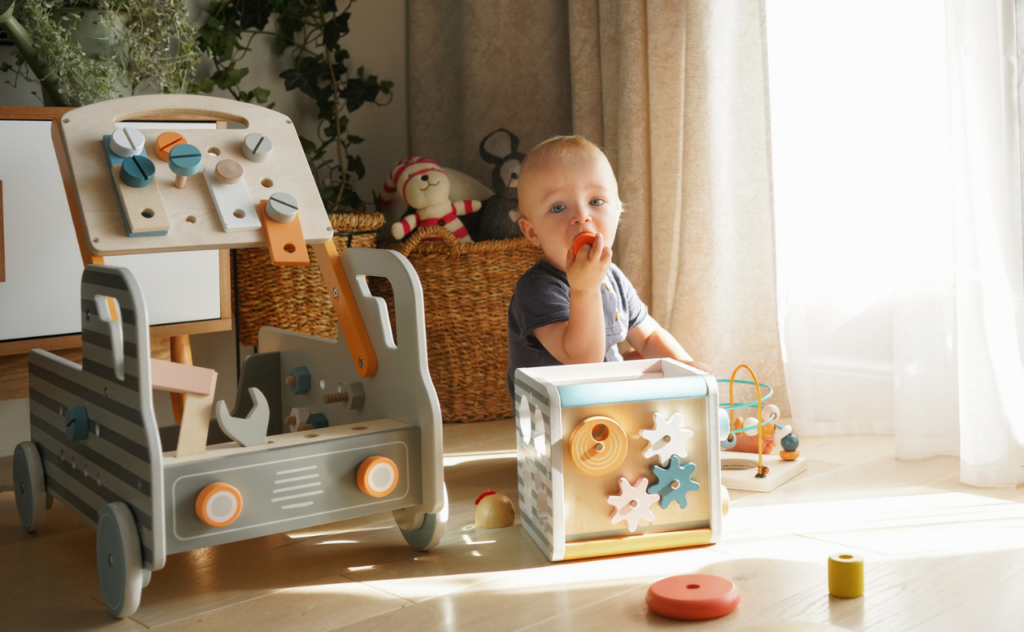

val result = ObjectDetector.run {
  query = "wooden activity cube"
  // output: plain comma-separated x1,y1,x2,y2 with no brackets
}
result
513,359,723,561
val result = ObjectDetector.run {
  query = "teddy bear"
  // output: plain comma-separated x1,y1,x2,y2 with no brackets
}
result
379,156,482,242
468,129,525,241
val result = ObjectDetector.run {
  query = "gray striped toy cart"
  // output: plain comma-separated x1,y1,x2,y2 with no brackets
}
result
11,95,447,619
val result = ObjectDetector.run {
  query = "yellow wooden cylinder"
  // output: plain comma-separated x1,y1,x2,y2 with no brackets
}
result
828,553,864,598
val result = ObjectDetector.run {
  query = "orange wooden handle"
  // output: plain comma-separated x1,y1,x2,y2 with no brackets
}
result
313,240,377,377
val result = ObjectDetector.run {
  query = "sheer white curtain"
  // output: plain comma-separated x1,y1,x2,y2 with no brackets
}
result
772,0,1024,486
896,0,1024,486
769,0,951,437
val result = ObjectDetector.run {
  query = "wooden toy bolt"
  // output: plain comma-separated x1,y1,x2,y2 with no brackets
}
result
168,144,203,189
242,132,273,162
110,127,145,158
214,159,244,185
322,382,364,409
267,192,299,223
155,132,187,161
119,155,156,188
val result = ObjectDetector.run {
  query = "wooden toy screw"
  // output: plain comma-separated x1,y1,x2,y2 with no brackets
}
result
215,159,244,185
242,133,273,162
285,415,297,426
110,127,145,158
169,144,203,189
285,376,297,386
155,132,187,161
323,392,349,404
267,192,299,223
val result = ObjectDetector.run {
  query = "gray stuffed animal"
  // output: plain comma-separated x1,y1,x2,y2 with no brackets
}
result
470,129,525,240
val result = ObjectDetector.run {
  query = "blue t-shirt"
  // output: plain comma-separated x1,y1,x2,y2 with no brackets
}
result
506,259,648,401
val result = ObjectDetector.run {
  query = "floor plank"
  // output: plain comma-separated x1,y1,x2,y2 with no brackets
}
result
3,421,1024,631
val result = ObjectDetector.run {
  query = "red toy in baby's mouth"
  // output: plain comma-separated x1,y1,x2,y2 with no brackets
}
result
572,232,597,256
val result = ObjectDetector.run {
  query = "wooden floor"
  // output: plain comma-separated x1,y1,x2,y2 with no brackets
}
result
3,420,1023,631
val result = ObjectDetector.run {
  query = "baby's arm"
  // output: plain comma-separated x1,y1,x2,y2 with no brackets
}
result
532,235,611,364
625,317,710,372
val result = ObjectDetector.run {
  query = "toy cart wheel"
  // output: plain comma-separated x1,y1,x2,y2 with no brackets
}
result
396,484,448,551
13,442,47,532
96,502,144,619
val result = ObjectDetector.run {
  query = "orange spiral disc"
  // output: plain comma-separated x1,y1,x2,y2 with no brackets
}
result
569,416,627,476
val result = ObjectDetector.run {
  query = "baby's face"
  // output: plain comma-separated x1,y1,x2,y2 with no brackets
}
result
517,151,621,270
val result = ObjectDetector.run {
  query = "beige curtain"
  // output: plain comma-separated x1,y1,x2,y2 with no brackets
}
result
407,1,575,186
410,0,790,416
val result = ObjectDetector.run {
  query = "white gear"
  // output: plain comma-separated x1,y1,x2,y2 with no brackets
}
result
640,412,694,466
607,477,659,533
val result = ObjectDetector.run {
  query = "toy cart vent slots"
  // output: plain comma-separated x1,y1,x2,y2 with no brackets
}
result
11,95,447,619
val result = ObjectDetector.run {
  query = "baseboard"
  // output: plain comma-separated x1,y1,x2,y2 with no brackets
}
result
808,355,894,432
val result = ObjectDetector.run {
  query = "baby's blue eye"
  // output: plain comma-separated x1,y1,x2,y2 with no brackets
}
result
550,203,566,214
590,199,605,207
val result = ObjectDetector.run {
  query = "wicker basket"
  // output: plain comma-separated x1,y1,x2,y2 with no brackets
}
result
234,212,386,347
382,225,542,423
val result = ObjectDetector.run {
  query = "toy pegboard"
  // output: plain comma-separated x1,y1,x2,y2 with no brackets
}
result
53,94,333,255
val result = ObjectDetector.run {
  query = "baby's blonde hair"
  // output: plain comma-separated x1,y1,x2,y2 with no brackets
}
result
518,135,623,218
520,135,606,176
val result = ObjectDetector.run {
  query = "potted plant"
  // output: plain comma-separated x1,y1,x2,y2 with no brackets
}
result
0,0,200,106
195,0,393,214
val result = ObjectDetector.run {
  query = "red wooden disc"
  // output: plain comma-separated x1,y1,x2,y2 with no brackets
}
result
572,232,596,256
646,574,740,620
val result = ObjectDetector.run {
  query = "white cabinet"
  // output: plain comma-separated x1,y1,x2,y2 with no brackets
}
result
0,118,223,343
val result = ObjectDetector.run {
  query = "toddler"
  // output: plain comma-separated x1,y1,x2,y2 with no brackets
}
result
506,135,706,401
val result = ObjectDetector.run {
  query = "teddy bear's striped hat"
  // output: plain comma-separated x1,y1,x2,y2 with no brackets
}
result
377,156,446,208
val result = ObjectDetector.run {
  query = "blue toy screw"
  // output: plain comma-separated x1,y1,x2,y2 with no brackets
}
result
65,406,89,441
119,155,156,188
169,143,203,189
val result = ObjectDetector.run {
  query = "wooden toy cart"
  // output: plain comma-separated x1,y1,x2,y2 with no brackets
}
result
11,95,446,619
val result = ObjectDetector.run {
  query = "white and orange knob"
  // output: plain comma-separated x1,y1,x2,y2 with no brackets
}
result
195,482,243,528
569,416,628,476
357,456,399,498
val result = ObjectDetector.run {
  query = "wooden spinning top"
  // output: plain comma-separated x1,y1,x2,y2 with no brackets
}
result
474,491,515,529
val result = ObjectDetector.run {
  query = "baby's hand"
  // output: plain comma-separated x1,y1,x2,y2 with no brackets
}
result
565,232,612,292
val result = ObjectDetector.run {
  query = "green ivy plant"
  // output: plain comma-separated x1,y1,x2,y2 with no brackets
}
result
196,0,393,212
1,0,200,106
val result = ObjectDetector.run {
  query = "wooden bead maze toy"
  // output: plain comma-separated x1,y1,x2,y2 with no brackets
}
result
12,95,447,619
718,365,806,493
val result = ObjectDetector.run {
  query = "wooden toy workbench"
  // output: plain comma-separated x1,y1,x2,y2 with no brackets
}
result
55,97,334,255
12,95,447,620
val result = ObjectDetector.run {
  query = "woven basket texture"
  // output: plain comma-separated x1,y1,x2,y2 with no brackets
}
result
382,225,541,423
234,212,385,347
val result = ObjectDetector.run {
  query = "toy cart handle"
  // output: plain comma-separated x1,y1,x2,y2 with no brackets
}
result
314,240,377,377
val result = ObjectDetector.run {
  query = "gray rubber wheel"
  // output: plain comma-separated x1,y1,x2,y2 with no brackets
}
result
396,484,448,551
13,442,47,532
96,502,143,619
